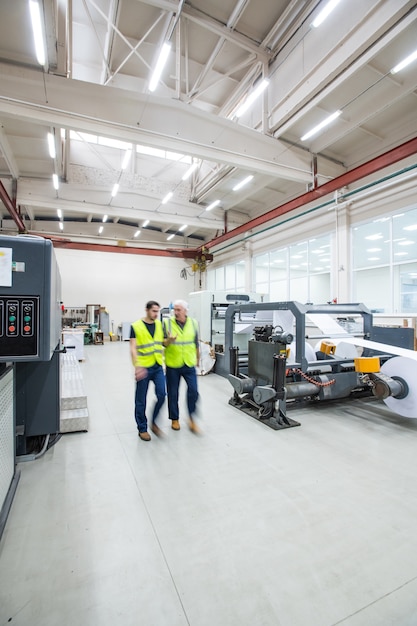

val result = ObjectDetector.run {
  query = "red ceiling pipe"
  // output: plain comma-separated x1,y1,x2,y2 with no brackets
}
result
202,136,417,250
0,180,25,232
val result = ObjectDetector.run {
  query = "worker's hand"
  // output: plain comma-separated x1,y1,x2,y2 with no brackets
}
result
165,332,177,346
134,366,148,381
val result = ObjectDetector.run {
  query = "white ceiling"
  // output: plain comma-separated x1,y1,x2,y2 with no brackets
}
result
0,0,416,252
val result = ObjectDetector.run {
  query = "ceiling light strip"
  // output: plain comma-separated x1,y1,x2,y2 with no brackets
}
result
29,0,46,66
149,42,171,92
300,110,341,141
234,79,269,118
311,0,341,28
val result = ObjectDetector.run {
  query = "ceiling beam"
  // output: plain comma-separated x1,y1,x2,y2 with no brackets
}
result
133,0,270,60
50,239,202,258
0,63,312,183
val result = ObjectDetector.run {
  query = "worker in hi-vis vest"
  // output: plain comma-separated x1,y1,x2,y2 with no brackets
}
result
130,300,166,441
163,299,201,434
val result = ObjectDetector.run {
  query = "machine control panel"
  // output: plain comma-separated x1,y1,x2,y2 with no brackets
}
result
0,296,39,357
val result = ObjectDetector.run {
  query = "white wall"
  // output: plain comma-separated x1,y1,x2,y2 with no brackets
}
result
55,248,194,328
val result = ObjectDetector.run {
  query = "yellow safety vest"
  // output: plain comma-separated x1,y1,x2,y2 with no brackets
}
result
164,317,198,368
132,319,164,367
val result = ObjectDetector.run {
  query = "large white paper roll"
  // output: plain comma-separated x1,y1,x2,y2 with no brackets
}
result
287,341,316,364
380,356,417,418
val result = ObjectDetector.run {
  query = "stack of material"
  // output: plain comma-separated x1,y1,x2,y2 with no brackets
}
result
60,350,89,433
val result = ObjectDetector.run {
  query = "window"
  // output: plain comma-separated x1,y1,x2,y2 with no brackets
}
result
206,261,246,292
253,235,331,304
352,206,417,312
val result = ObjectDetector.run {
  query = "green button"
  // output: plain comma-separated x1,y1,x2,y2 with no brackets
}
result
24,315,31,322
9,315,16,322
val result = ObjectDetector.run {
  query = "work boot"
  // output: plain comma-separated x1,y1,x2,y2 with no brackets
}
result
151,423,163,437
139,431,151,441
171,420,180,430
188,418,201,435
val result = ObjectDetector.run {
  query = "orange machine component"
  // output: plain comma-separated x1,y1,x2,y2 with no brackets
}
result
320,341,336,355
354,357,380,373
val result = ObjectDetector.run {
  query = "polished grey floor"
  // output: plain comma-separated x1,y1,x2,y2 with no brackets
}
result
1,342,417,626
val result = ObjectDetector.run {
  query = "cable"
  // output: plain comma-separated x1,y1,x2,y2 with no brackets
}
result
290,368,336,387
180,267,194,279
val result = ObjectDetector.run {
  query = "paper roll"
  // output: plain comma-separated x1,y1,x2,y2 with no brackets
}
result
380,356,417,418
287,341,316,364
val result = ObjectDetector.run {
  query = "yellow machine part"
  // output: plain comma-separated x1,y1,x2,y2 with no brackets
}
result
320,341,336,355
354,356,381,373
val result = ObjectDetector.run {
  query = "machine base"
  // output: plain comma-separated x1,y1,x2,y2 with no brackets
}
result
228,396,300,430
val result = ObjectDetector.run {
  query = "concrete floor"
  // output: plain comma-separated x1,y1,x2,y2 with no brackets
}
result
1,341,417,626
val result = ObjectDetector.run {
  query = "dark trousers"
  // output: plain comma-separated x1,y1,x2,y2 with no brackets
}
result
134,363,166,433
165,365,198,421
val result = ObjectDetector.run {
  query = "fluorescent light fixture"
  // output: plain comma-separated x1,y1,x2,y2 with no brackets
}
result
29,0,46,65
167,234,175,241
233,175,253,191
206,200,220,211
142,220,149,227
111,183,119,197
52,174,59,190
312,0,341,28
149,42,171,92
234,79,269,118
368,257,380,261
365,234,383,240
134,230,140,237
367,248,381,252
102,215,108,223
398,240,415,246
162,191,173,204
300,110,341,141
179,225,187,232
404,224,417,231
57,209,62,219
99,226,103,234
391,49,417,74
121,149,132,170
47,132,56,158
59,222,63,231
182,162,198,181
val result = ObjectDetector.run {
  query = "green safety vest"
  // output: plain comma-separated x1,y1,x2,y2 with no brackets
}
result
131,319,164,367
164,317,198,368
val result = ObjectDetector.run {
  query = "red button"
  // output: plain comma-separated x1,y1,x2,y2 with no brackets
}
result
9,325,15,332
24,325,31,332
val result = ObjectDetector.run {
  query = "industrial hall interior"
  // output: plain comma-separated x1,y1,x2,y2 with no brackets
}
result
1,0,417,624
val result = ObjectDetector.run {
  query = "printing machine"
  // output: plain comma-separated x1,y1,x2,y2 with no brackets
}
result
226,301,416,429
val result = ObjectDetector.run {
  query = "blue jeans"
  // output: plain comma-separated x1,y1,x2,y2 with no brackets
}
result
165,365,198,422
134,363,166,433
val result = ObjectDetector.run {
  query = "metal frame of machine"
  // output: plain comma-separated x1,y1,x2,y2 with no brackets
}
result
225,301,414,429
